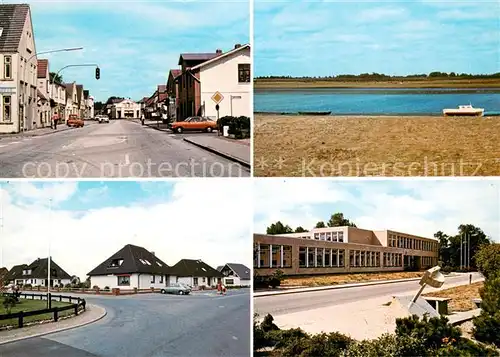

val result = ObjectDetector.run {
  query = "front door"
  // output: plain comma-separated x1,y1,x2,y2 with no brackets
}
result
193,277,198,286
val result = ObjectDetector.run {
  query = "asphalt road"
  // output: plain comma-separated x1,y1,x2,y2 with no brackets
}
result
0,120,249,178
0,289,251,357
254,273,482,317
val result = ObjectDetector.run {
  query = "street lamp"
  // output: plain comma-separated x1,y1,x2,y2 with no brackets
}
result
21,47,83,132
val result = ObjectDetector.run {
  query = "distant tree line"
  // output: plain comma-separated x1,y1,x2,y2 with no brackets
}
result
255,72,500,80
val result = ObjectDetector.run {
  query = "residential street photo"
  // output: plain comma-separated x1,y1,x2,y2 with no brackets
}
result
0,181,252,356
253,179,500,356
0,1,251,177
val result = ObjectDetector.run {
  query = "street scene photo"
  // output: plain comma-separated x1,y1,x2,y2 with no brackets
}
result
0,181,251,356
253,179,500,355
0,1,251,177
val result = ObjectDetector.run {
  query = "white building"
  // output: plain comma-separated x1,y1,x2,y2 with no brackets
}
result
50,81,66,121
217,263,251,287
170,259,223,288
110,98,141,119
64,82,79,119
85,92,94,119
88,244,173,290
6,258,72,288
37,59,50,127
0,4,38,133
192,44,250,120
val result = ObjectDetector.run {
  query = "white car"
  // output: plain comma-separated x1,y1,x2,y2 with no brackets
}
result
97,115,109,123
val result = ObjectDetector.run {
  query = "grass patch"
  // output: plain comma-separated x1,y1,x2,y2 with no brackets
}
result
282,271,423,287
254,115,500,177
423,281,483,313
254,78,500,89
0,296,74,328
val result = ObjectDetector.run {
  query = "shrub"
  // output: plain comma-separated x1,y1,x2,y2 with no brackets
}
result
280,331,352,357
23,284,32,289
65,284,72,289
475,243,500,280
2,295,18,313
92,285,99,290
217,116,250,139
104,286,110,291
473,276,500,347
269,270,285,288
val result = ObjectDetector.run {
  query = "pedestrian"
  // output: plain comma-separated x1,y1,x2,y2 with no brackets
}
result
222,284,226,295
141,112,145,125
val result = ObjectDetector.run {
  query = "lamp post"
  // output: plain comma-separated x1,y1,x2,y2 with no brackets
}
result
47,198,52,308
21,47,83,132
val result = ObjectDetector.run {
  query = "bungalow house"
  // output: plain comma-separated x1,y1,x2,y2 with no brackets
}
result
166,69,181,121
37,59,50,127
109,98,140,119
0,4,38,133
5,258,72,287
176,44,251,121
216,263,251,287
170,259,223,288
87,244,173,290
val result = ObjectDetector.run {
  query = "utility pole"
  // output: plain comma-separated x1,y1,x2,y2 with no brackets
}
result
467,233,471,270
47,198,52,308
460,233,463,270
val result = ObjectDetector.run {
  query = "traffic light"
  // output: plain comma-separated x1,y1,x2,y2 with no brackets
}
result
95,67,100,80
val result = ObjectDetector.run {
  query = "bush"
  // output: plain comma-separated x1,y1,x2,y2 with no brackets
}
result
65,284,72,289
473,276,500,347
2,295,18,313
475,243,500,280
217,116,250,139
269,270,285,288
92,285,99,290
104,286,110,291
23,284,32,289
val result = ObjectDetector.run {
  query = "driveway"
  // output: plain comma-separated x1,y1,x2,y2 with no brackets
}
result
0,289,250,357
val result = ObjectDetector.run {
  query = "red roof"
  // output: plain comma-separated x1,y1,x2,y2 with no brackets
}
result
170,69,181,78
157,84,167,93
158,93,168,102
37,59,48,78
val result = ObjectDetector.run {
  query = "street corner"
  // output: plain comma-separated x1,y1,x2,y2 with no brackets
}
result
0,303,107,346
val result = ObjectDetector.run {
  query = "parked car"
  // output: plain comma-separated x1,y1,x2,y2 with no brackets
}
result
67,114,84,127
160,282,192,295
97,115,109,123
170,116,217,134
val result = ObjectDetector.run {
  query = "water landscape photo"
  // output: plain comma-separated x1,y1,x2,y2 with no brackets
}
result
253,1,500,177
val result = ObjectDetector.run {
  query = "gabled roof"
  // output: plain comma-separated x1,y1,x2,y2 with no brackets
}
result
87,244,171,276
178,53,218,65
37,59,48,78
169,69,181,79
0,4,29,53
5,264,27,281
219,263,251,280
26,258,71,279
76,85,83,102
157,84,167,93
37,89,47,101
63,83,75,96
170,259,223,278
190,44,250,71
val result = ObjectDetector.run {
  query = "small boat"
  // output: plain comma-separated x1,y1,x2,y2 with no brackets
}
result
298,111,332,116
442,104,484,117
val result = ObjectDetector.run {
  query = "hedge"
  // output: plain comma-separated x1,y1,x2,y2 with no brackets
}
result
217,116,250,139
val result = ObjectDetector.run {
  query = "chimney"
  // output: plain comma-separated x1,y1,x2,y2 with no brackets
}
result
151,252,155,256
234,44,242,49
216,49,222,55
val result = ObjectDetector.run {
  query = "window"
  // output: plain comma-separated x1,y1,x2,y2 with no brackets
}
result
109,259,124,268
283,245,292,268
299,247,307,268
225,279,234,285
260,244,270,267
160,275,164,283
118,276,130,286
325,249,331,267
338,231,344,242
4,56,11,79
316,248,323,267
271,245,280,267
238,64,250,83
156,262,162,267
307,248,315,267
202,277,206,283
151,275,155,283
193,277,198,286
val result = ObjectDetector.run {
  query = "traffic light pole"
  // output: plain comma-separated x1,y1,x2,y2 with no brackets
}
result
50,64,100,126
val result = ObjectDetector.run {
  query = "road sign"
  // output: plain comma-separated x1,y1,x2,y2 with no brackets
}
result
211,91,224,104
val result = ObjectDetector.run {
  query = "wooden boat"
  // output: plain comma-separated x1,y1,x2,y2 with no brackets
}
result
443,104,484,117
298,111,332,115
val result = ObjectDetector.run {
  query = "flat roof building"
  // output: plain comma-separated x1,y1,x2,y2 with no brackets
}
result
254,226,439,276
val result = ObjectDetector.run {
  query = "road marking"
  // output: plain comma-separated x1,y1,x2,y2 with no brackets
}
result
10,141,21,144
232,336,238,341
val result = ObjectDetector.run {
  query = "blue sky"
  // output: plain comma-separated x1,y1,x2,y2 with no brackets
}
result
9,0,249,102
254,179,500,241
254,0,500,77
0,180,251,279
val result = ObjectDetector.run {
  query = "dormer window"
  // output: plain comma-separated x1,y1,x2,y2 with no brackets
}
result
109,258,124,268
0,28,3,37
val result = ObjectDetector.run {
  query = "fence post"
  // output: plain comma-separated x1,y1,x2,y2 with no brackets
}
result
48,293,52,309
59,295,62,302
83,299,86,311
74,304,78,315
18,311,24,328
54,308,59,322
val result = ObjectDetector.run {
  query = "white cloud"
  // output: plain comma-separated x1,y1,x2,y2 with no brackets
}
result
254,179,500,242
0,180,252,281
356,7,408,22
6,182,78,204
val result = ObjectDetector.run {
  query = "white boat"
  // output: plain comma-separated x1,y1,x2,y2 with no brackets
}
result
443,104,484,117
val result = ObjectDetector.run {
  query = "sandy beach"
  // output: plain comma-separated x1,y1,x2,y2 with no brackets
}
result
253,115,500,177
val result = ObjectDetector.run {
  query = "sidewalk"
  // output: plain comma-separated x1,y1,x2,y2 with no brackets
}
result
183,135,250,167
0,304,106,345
0,126,73,140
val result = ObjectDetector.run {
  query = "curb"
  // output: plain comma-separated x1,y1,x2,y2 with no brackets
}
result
183,138,251,168
0,304,107,345
254,273,464,297
0,126,74,140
